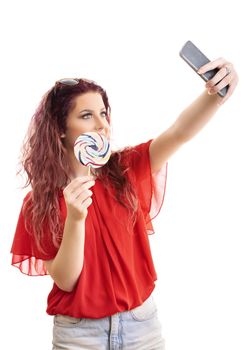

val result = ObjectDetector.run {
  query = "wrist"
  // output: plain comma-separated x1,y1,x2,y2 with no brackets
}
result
65,216,86,231
66,212,87,224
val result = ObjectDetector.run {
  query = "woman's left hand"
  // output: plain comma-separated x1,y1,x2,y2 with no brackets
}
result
198,58,239,105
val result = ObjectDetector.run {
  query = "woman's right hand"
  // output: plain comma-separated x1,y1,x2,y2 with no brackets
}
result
63,176,95,221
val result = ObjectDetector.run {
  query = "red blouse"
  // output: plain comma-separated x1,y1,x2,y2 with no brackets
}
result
11,140,168,318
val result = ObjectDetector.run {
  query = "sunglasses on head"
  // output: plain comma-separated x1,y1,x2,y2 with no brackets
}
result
53,78,96,95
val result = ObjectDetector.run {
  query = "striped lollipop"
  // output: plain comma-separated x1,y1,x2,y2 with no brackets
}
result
74,132,111,174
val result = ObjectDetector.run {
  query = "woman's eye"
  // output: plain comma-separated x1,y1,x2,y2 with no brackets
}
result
80,112,107,119
81,113,92,119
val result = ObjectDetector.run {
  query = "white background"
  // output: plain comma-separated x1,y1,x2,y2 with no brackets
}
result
1,1,249,349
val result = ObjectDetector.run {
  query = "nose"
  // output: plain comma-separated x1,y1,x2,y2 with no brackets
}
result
94,116,106,133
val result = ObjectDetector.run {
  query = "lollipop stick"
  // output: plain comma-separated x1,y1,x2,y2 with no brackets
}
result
87,166,90,176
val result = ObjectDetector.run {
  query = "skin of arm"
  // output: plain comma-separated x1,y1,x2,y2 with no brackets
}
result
45,217,86,292
150,58,238,173
150,91,221,173
44,177,94,292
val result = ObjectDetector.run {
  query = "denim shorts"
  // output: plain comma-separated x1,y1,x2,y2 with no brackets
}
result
52,294,165,349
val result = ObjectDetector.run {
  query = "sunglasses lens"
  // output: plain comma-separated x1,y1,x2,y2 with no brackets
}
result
58,79,79,86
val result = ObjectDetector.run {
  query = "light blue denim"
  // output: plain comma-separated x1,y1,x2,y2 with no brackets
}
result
52,294,165,349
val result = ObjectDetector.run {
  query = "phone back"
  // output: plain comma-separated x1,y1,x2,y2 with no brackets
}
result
179,40,228,97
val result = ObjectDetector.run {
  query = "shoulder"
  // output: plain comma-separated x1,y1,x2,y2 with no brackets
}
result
17,191,32,216
23,190,32,202
114,139,153,163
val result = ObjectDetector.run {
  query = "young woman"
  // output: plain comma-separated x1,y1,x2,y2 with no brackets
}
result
11,57,238,350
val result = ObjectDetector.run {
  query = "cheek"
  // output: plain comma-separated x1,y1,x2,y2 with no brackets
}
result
106,128,111,140
64,130,82,149
105,119,111,130
66,123,90,141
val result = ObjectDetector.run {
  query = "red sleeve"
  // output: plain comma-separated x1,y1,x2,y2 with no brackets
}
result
10,192,58,276
126,139,168,234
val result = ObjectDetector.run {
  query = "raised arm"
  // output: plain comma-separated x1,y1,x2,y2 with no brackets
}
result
150,58,238,174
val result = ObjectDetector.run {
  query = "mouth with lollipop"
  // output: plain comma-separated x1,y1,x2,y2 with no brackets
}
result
74,131,111,175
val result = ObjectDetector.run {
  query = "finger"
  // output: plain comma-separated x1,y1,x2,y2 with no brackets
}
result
70,176,94,190
76,192,93,208
208,66,238,98
68,188,93,210
68,181,95,202
83,197,93,209
206,72,233,95
198,57,227,74
64,177,94,196
215,74,232,92
70,196,93,218
75,189,93,203
217,81,237,105
206,66,232,88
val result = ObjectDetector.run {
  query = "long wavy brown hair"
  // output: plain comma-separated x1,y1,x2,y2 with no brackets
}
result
19,78,138,253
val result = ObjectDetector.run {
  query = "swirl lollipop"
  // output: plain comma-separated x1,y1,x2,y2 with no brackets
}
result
74,132,111,175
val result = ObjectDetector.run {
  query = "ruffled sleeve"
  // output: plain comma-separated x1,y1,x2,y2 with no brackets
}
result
10,192,58,276
127,139,168,234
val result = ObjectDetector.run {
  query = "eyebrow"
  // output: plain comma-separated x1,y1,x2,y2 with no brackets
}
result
79,108,106,113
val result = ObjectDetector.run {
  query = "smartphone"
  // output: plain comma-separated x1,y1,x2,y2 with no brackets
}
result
179,40,228,97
